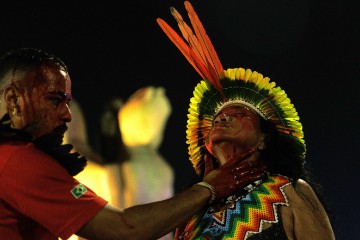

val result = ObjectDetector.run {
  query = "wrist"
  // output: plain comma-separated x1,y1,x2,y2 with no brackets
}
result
193,182,216,205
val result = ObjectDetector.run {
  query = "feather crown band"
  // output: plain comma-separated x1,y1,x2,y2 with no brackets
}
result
157,1,305,175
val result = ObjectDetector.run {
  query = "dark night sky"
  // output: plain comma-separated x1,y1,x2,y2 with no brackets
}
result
1,0,359,238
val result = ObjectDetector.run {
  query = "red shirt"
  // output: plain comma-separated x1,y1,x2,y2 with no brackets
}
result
0,142,108,240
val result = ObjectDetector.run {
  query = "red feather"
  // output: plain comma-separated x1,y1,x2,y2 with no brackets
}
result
157,1,225,97
184,1,224,91
157,18,213,82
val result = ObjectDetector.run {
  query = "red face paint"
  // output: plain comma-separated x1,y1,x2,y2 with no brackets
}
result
16,65,72,139
205,104,264,165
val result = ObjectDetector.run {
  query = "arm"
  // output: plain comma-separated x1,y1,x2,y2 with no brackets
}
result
282,179,335,240
77,155,266,240
77,185,210,240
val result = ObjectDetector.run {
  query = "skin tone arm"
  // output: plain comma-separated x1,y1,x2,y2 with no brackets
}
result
77,186,210,240
281,179,335,240
77,153,267,240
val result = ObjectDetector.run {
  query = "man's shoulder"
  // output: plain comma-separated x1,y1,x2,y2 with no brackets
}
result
0,141,56,170
0,141,44,157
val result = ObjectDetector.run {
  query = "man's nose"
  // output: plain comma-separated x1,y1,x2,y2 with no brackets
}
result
61,104,72,122
214,114,230,124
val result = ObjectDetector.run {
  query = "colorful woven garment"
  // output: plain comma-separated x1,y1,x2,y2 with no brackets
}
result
179,175,291,239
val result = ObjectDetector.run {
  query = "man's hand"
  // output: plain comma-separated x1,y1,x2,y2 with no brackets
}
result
202,151,267,201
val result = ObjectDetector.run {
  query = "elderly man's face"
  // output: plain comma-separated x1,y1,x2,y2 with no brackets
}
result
205,104,265,165
13,65,72,139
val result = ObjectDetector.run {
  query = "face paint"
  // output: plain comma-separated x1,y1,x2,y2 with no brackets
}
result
205,104,265,165
16,65,72,139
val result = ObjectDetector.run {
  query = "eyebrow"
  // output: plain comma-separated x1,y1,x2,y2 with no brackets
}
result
46,91,71,101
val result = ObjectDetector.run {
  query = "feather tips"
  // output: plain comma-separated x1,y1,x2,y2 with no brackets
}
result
184,2,224,84
156,18,209,80
157,1,224,96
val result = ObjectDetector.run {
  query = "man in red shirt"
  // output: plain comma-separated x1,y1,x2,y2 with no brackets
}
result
0,48,266,239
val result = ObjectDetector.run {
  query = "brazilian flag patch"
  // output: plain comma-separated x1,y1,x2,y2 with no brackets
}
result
71,184,87,199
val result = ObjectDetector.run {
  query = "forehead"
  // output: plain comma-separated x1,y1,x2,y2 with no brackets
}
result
215,103,259,116
41,66,71,91
16,65,71,93
215,101,266,119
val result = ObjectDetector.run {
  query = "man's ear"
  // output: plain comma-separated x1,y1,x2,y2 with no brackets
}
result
4,85,20,116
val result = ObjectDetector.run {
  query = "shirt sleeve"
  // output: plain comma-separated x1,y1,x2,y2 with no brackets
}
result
0,144,108,239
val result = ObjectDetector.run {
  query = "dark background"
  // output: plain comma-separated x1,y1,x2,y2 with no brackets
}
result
1,0,359,238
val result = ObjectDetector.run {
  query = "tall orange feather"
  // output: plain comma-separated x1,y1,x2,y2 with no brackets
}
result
156,1,225,96
157,18,212,82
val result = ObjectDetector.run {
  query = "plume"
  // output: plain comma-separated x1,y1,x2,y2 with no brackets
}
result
156,1,224,95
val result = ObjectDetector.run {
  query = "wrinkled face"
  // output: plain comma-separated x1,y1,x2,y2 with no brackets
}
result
205,104,265,164
15,65,72,139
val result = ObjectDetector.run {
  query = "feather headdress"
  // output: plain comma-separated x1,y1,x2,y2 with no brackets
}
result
157,1,305,175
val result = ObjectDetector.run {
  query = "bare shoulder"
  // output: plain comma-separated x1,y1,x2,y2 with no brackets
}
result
293,179,321,208
294,179,316,196
281,178,335,239
281,179,319,207
294,178,313,191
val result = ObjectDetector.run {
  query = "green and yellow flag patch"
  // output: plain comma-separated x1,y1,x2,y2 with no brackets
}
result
71,184,87,199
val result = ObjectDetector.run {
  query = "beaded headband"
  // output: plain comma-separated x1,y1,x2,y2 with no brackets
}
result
157,1,305,175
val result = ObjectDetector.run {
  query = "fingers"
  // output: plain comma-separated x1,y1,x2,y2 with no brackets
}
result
231,163,266,178
235,172,266,186
210,162,267,200
227,158,266,172
221,156,251,170
214,178,263,197
236,148,256,160
228,168,266,186
216,172,265,194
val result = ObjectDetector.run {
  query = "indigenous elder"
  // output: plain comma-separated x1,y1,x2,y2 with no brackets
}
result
157,1,335,239
0,47,266,240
